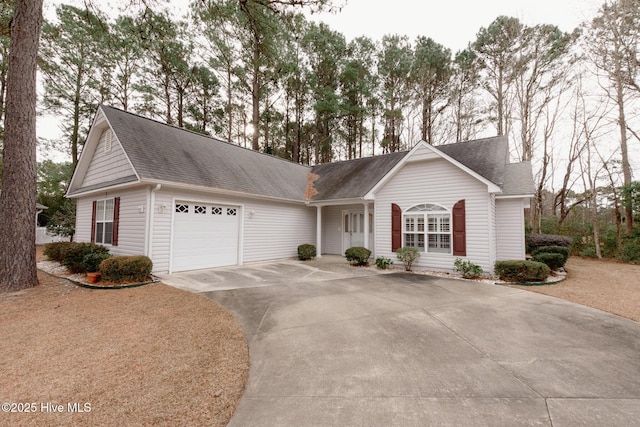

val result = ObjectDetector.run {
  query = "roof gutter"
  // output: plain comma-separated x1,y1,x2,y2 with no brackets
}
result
142,179,308,206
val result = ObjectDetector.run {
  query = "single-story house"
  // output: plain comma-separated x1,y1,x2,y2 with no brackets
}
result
66,105,534,274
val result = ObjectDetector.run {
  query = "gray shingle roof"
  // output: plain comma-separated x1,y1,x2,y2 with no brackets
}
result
502,162,535,196
436,136,509,187
100,106,310,201
310,151,407,201
84,107,532,201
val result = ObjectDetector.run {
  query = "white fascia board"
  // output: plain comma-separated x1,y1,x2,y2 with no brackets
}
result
495,194,534,199
306,197,369,207
67,108,108,195
66,106,141,196
143,179,308,206
65,179,143,198
365,140,503,197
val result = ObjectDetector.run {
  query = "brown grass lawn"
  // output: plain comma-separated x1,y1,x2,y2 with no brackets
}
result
0,248,249,426
511,257,640,322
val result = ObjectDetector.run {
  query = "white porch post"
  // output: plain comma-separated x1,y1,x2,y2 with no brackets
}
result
363,202,370,250
316,205,322,258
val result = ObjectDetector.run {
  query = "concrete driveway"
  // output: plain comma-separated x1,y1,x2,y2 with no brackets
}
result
160,257,640,426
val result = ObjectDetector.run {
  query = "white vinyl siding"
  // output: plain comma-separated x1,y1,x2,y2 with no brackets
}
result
322,204,366,255
375,157,494,273
81,129,136,188
496,198,527,260
74,188,148,257
150,189,315,273
75,198,93,243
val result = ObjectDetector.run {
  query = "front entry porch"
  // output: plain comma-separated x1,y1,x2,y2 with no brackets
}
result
313,202,374,258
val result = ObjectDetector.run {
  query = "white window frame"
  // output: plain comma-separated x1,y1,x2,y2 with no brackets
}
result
403,203,452,254
95,198,115,245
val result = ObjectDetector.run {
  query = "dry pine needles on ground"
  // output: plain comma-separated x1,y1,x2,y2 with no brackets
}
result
510,257,640,322
0,261,249,427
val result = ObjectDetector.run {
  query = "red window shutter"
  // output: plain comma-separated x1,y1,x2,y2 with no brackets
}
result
391,203,402,252
91,201,97,244
112,197,120,247
452,199,466,256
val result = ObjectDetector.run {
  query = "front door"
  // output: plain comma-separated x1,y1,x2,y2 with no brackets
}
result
343,210,374,251
348,212,365,247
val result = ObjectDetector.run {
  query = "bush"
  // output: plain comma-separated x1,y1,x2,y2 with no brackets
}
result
396,247,420,271
47,242,109,273
527,234,572,254
81,252,112,273
345,247,371,266
620,233,640,263
99,256,153,283
579,246,598,258
43,242,74,263
375,256,393,269
532,252,565,271
297,244,316,261
494,260,550,283
453,258,484,279
531,246,570,267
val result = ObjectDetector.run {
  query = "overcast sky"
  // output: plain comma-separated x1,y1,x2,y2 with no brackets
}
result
310,0,602,51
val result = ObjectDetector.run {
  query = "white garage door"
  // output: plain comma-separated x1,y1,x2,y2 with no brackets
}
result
171,202,240,272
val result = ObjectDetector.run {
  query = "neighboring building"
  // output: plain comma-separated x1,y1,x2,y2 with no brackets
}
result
66,106,534,274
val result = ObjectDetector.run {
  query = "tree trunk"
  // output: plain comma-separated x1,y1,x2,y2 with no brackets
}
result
615,64,633,233
0,0,44,292
251,43,260,151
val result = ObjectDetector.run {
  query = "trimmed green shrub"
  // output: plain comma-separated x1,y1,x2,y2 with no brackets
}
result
54,242,110,273
453,258,484,279
495,260,550,283
81,252,112,273
43,241,74,263
297,244,316,261
345,247,371,266
396,247,420,271
527,234,572,254
99,256,153,283
531,246,570,267
375,256,393,269
532,252,565,271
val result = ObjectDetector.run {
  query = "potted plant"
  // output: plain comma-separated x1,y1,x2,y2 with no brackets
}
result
82,252,111,284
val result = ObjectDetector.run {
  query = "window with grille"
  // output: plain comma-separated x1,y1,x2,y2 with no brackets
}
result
403,204,451,253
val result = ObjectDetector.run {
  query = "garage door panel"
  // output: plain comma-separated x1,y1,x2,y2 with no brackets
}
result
171,202,240,272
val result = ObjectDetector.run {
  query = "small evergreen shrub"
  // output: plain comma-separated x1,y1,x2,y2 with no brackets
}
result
532,252,565,271
494,260,550,283
297,244,316,261
531,246,570,267
453,258,484,279
57,242,110,273
99,256,153,283
345,247,371,266
620,233,640,263
43,242,74,263
81,252,112,273
375,256,393,269
396,247,420,271
527,234,572,253
579,246,598,258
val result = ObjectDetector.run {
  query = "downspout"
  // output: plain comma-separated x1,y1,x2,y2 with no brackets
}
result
147,184,161,261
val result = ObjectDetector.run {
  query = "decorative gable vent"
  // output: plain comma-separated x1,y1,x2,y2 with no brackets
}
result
104,129,113,153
